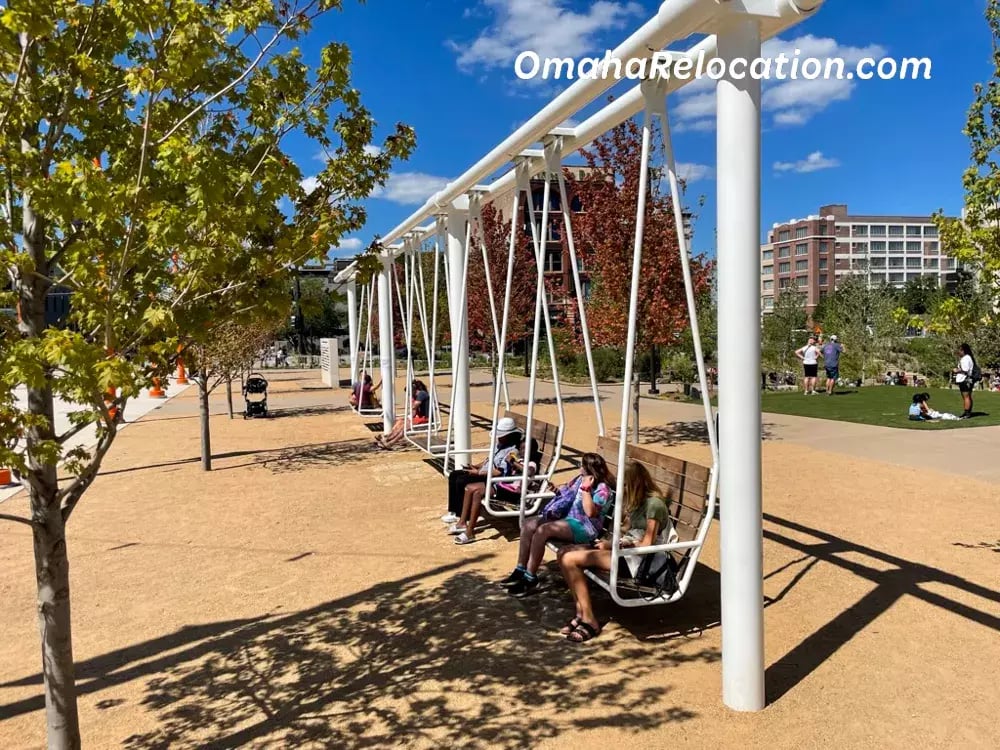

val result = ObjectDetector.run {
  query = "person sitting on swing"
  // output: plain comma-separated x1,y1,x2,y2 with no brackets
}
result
350,373,381,410
441,417,522,525
450,436,542,544
555,461,674,643
376,380,430,449
501,452,613,598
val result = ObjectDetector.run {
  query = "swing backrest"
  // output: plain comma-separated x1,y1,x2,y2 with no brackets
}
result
504,411,558,477
596,437,710,557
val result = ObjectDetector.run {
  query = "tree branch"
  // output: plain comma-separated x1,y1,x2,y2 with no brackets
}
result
0,35,32,134
0,512,36,528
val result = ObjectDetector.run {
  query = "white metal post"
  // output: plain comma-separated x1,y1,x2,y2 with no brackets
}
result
717,14,765,712
377,255,396,432
346,279,359,386
447,206,472,469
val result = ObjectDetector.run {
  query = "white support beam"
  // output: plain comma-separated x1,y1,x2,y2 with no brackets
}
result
716,12,765,713
377,255,396,432
446,206,471,469
346,279,359,386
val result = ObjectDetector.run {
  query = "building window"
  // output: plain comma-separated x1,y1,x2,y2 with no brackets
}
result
570,195,583,213
945,258,956,269
925,241,939,253
763,297,774,310
819,290,828,300
870,241,886,252
819,274,828,286
778,230,790,242
795,243,808,255
888,225,904,236
888,241,904,252
544,247,563,273
852,225,868,237
819,241,829,252
906,241,921,253
819,258,828,270
907,226,922,237
889,258,904,268
762,265,773,276
778,262,790,273
870,225,886,237
778,246,791,258
796,275,808,286
795,226,807,238
818,223,827,235
925,258,939,269
779,278,790,288
870,257,886,268
795,259,808,271
889,272,905,283
906,257,921,269
762,249,774,261
924,225,938,237
852,242,867,253
762,280,774,291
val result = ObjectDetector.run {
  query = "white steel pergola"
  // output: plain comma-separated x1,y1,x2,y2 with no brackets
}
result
335,0,826,712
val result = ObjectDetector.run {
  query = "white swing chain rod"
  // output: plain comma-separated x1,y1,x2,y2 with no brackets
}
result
471,196,512,411
609,89,655,604
547,139,607,437
392,246,410,421
482,163,525,516
425,235,443,442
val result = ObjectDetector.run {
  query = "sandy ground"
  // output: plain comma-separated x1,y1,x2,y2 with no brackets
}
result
1,369,998,749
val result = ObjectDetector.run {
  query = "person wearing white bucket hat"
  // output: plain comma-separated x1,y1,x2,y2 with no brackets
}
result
442,417,522,526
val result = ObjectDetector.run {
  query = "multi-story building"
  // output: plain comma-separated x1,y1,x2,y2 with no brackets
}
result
760,203,959,314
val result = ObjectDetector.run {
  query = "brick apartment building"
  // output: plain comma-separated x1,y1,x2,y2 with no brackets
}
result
760,203,959,314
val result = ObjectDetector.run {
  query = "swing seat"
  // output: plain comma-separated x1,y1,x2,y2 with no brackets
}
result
482,411,560,516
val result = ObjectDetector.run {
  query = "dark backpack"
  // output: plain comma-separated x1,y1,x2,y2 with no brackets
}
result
970,360,983,384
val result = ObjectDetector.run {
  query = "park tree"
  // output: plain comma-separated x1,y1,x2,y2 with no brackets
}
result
934,0,1000,311
574,118,711,356
0,2,415,746
816,274,902,382
761,285,807,376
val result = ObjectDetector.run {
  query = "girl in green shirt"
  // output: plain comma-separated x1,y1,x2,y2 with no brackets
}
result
556,461,673,643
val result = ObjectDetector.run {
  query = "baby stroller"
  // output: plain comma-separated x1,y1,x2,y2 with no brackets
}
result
243,373,269,419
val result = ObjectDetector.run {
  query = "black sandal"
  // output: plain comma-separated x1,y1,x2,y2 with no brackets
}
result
559,616,582,636
566,621,601,643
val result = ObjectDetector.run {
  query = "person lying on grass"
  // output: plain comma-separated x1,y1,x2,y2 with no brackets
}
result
555,461,676,643
908,392,958,421
501,452,613,598
451,437,543,545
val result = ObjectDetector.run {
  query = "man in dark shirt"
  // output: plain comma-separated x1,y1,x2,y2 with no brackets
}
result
820,335,845,395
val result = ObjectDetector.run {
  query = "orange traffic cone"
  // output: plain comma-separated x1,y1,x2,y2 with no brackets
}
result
0,468,12,486
149,377,166,398
176,345,189,385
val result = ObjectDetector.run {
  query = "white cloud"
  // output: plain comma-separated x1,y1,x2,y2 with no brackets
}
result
449,0,643,74
328,237,364,257
673,35,888,132
773,151,840,174
363,144,382,157
676,162,714,182
371,172,451,205
300,176,320,195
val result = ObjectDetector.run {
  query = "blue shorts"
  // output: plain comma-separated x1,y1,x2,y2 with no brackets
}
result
826,367,839,379
566,518,595,544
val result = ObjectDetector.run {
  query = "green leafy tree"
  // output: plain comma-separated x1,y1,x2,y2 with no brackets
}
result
934,0,1000,296
0,2,414,746
761,285,807,376
815,274,902,382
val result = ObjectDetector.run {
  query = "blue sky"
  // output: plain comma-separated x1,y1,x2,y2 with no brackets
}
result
287,0,993,260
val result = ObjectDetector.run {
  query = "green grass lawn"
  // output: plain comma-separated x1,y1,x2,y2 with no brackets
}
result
759,386,1000,430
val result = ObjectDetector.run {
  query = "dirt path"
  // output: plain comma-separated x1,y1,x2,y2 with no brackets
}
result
0,370,997,748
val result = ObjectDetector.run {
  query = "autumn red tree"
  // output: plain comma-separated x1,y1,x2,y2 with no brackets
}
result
574,118,710,351
467,202,538,352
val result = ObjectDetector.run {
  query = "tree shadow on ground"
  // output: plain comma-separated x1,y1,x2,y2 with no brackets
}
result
631,421,776,446
0,559,714,748
266,404,351,418
261,438,377,474
952,540,1000,553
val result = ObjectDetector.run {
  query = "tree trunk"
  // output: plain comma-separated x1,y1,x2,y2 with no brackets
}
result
199,378,212,471
226,376,234,420
20,144,82,748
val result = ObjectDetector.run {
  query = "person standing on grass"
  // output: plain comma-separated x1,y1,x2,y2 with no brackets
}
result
820,335,845,395
795,336,821,395
953,343,976,419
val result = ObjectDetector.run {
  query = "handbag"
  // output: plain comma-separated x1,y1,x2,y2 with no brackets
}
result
540,476,581,521
635,551,680,599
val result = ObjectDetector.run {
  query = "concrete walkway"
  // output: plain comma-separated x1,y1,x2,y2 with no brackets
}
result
1,378,192,502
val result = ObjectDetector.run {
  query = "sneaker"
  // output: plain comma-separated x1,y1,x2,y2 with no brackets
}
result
447,523,466,535
499,569,525,586
454,532,475,545
508,577,539,598
441,512,459,524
